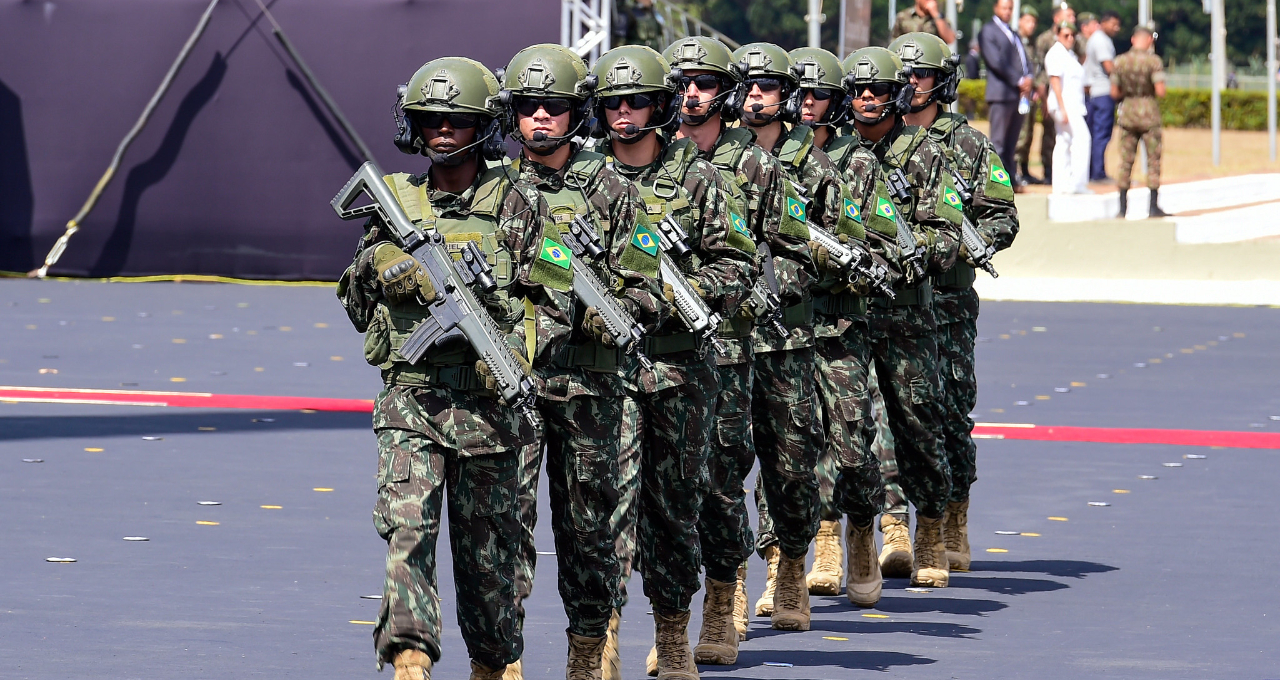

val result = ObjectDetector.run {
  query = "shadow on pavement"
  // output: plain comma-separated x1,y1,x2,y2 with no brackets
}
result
857,594,1009,616
946,575,1070,596
748,619,980,640
969,559,1119,579
723,648,936,673
0,410,370,441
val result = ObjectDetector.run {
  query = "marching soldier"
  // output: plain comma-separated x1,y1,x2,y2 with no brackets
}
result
500,43,665,680
591,44,753,680
336,57,572,680
1112,23,1168,218
893,32,1020,572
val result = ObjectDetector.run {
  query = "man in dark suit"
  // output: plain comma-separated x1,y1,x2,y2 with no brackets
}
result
979,0,1032,183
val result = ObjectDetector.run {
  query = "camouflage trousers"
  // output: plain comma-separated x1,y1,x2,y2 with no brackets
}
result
618,354,720,613
1117,125,1163,190
1015,102,1036,175
750,346,825,560
865,297,952,519
758,319,885,541
869,364,908,519
611,396,641,607
371,386,524,671
934,286,980,502
513,388,624,639
699,341,757,583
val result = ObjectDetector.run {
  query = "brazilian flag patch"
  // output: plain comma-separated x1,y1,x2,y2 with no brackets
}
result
985,156,1017,201
631,224,659,256
943,187,964,210
786,197,806,221
989,162,1013,187
843,198,863,224
730,212,751,239
875,196,897,220
539,237,572,270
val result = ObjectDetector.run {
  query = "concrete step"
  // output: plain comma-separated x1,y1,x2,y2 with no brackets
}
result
1046,173,1280,222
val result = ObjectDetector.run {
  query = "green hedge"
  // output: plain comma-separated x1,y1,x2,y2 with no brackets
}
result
955,79,1279,130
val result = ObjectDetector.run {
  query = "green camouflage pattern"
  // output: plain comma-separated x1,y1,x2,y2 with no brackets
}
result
869,123,963,278
868,363,908,518
891,7,946,40
611,394,642,606
925,112,1020,259
371,386,524,670
1112,49,1166,190
699,357,757,583
1015,33,1040,173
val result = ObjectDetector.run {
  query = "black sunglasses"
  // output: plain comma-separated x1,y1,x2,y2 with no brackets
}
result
600,92,657,110
854,82,896,97
746,77,784,93
677,74,722,92
910,68,941,80
412,110,480,129
513,97,573,117
805,87,836,101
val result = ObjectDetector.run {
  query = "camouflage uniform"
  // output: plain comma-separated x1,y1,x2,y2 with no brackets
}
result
509,150,665,639
605,134,753,613
1112,48,1165,190
922,112,1019,504
852,121,962,521
338,164,572,671
892,7,946,40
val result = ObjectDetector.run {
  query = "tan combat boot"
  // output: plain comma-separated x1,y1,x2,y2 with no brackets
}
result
469,660,506,680
753,544,780,616
648,609,699,680
945,500,971,572
566,632,607,680
806,520,844,595
694,577,739,664
603,609,622,680
501,660,522,680
911,512,950,588
770,552,811,631
732,563,749,641
878,513,913,578
845,520,882,607
392,648,433,680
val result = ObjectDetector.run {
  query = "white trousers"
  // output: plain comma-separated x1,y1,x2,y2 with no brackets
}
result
1052,110,1092,194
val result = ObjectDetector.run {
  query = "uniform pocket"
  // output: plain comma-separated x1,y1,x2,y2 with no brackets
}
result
909,376,932,405
716,413,749,449
375,428,412,486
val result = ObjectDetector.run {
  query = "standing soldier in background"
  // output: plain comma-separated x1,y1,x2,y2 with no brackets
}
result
844,46,962,589
500,44,665,680
892,32,1020,572
592,44,753,680
1013,5,1044,186
613,0,665,52
891,0,957,45
1034,3,1083,186
1112,23,1168,219
336,57,572,680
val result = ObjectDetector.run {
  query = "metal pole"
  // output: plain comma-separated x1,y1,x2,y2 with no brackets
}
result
839,0,847,59
945,0,958,53
1211,0,1225,166
1138,0,1150,23
1269,0,1277,162
1013,0,1020,25
809,0,823,48
889,0,896,32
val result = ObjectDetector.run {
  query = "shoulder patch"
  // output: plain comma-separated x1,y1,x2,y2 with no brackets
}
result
786,196,807,221
843,198,863,224
934,176,965,226
528,226,574,292
631,222,659,256
866,186,898,239
620,215,660,278
726,210,757,254
984,155,1017,202
539,237,571,269
778,183,811,240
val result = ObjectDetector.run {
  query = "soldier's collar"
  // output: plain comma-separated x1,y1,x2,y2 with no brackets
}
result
425,167,486,213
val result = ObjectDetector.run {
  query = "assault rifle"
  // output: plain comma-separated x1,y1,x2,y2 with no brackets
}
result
883,168,928,283
789,181,896,299
744,242,789,338
561,216,654,370
332,161,538,425
653,215,728,356
942,167,999,278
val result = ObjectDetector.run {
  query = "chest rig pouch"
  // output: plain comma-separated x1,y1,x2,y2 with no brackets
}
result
706,128,767,338
378,167,517,374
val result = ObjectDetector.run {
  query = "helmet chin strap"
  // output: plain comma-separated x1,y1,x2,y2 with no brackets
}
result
851,98,893,126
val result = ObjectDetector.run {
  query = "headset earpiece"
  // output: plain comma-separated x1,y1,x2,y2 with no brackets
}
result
392,85,422,155
480,117,508,161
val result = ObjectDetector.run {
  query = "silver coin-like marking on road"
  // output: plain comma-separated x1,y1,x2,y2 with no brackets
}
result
763,662,794,668
1162,462,1183,467
1088,502,1110,507
142,436,163,441
293,362,309,367
252,418,276,423
1054,387,1070,393
1015,400,1029,406
994,530,1019,535
360,595,382,600
1138,475,1157,480
1133,362,1146,368
1097,373,1110,379
123,537,149,541
905,587,932,593
1184,454,1206,459
23,458,44,463
197,501,222,505
46,557,76,563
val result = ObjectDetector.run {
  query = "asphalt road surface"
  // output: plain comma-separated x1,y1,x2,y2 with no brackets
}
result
3,279,1277,679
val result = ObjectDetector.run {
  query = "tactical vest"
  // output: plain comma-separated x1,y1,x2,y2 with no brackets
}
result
376,166,519,384
822,132,860,177
925,113,978,291
514,153,621,373
704,128,770,338
868,126,937,308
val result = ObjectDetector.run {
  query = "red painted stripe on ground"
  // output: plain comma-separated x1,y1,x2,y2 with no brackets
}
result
0,386,373,412
973,423,1280,450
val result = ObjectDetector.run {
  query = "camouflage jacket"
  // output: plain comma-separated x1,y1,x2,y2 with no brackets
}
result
1112,49,1165,130
892,7,944,40
702,125,819,353
854,121,962,284
511,149,668,398
337,164,573,375
924,112,1019,256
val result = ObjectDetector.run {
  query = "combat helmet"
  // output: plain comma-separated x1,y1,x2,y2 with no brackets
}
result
395,57,506,161
662,36,745,123
590,45,681,142
499,44,599,154
888,32,962,110
733,42,801,124
789,46,849,127
842,47,915,124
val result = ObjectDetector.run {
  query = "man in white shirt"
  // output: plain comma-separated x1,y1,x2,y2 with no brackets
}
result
1045,20,1090,194
1084,11,1121,182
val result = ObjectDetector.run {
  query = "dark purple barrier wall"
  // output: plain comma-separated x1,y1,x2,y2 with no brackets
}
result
0,0,557,279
